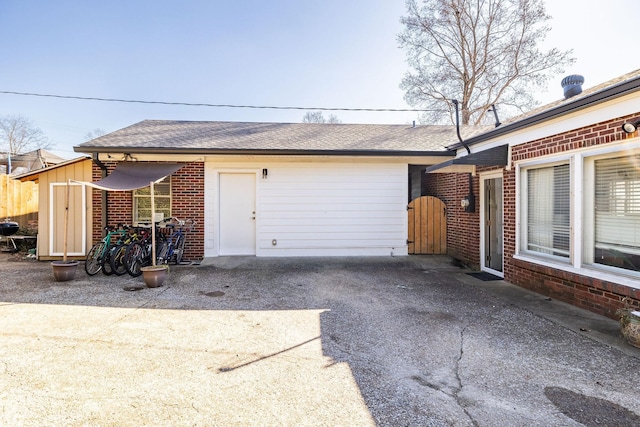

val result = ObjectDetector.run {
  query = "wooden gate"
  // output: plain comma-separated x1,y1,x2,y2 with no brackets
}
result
407,196,447,255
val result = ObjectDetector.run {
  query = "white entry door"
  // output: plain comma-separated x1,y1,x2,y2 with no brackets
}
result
219,173,256,255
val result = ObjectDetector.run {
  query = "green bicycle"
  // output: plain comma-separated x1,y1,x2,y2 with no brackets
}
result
84,225,128,276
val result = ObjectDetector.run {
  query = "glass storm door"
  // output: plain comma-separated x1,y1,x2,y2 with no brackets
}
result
483,177,503,273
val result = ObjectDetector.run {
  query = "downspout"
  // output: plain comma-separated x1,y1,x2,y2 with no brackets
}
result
92,153,109,235
451,99,475,212
451,100,471,154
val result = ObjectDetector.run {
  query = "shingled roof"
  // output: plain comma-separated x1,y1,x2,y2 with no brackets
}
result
74,120,487,156
449,68,640,149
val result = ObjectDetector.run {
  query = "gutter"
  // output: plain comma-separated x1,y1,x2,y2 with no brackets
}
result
91,153,109,236
74,147,455,158
447,75,640,150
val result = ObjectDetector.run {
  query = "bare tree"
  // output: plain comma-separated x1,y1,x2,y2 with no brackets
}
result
0,115,50,155
302,111,342,124
398,0,575,125
84,128,106,141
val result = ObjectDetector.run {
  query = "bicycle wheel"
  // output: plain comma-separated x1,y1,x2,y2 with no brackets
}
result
124,242,145,277
102,246,115,275
85,242,105,276
173,234,185,264
156,240,170,265
110,244,128,276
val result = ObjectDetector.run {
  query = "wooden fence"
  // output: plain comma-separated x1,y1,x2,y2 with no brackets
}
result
0,175,38,229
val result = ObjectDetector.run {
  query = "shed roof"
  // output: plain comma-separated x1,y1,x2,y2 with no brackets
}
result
74,120,488,156
14,156,91,181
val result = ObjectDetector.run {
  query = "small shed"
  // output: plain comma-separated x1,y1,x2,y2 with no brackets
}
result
17,157,93,260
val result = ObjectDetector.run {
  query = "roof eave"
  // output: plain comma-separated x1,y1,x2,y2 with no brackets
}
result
73,146,454,157
447,75,640,150
14,156,92,181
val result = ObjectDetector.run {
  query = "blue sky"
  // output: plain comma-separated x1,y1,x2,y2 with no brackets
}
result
1,0,638,159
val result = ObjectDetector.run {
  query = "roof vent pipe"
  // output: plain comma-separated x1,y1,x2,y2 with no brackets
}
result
561,74,584,99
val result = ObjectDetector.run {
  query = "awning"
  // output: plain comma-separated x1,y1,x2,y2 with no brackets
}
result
424,144,509,173
76,162,183,191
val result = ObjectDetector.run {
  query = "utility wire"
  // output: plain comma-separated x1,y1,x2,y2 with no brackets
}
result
0,90,439,113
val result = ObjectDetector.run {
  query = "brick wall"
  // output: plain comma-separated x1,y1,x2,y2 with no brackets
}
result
91,161,205,261
423,113,640,319
423,171,480,269
169,162,204,261
507,114,640,318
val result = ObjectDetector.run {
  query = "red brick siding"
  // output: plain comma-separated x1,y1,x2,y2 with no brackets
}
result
507,114,640,319
511,116,629,163
423,113,640,319
510,259,640,318
502,167,517,281
169,162,204,262
90,161,205,261
91,162,105,243
423,172,480,269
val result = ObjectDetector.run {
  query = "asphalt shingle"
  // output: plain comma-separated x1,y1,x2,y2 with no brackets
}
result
75,121,486,154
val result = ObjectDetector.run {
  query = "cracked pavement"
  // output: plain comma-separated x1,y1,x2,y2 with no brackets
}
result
1,254,639,426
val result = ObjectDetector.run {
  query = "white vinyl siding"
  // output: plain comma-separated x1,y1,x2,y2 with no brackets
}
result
204,160,408,257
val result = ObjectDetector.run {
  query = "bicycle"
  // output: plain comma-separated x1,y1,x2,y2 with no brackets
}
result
123,222,166,277
109,227,145,276
156,217,196,265
84,225,128,276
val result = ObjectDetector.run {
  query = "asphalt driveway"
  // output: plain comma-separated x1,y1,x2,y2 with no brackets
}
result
1,254,639,426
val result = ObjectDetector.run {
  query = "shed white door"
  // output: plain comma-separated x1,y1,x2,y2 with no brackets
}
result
50,182,86,256
219,173,256,255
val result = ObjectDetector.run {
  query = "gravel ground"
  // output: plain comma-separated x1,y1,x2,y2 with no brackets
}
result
1,253,639,426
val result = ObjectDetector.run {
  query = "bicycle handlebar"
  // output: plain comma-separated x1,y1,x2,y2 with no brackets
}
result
160,217,197,230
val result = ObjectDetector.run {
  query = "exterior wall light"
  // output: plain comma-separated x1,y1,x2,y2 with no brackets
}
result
622,121,640,134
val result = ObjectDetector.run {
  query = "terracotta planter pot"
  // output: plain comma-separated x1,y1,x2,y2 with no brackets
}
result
140,265,168,288
622,311,640,349
51,260,79,282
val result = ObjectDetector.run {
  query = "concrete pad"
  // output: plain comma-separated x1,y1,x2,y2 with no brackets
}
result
1,254,639,426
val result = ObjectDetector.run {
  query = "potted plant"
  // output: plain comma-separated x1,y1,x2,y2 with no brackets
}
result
51,179,79,281
140,264,169,288
616,297,640,348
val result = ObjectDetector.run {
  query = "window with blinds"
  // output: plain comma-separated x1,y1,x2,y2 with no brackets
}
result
526,164,570,257
133,176,172,224
594,155,640,271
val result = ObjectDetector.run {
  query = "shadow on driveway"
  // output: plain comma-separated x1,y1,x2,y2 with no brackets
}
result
1,255,639,426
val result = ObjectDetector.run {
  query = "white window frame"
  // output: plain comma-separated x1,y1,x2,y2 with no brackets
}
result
583,148,640,275
515,137,640,290
517,155,574,264
133,176,172,225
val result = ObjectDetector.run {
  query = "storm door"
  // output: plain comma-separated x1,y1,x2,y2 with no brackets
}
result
482,176,503,274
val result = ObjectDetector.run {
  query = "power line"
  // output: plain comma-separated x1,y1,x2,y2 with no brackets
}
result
0,90,438,113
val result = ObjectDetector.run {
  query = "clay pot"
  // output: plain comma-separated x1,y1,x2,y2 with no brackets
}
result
621,311,640,349
140,265,168,288
51,260,79,282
